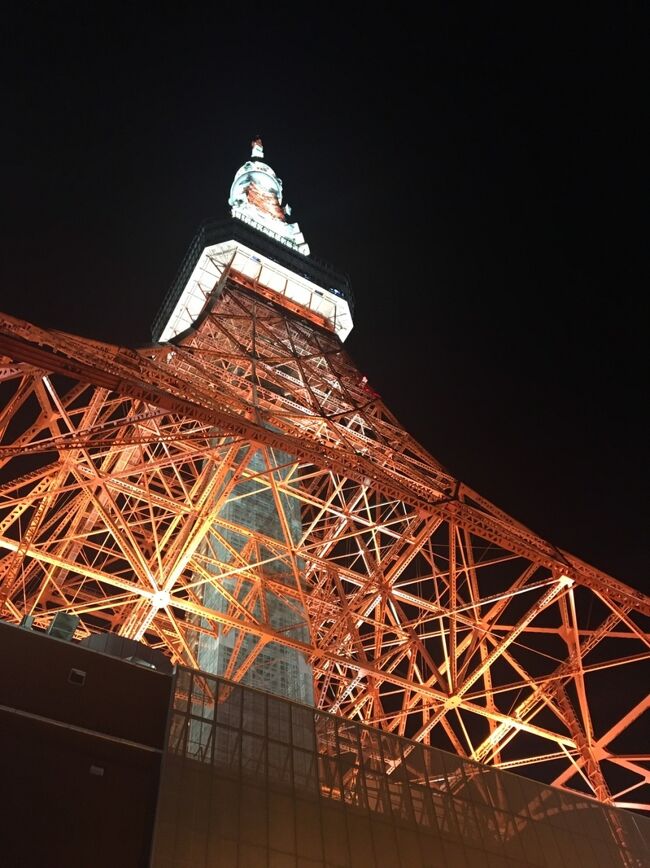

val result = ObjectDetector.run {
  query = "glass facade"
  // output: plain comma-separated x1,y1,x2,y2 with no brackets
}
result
151,667,649,868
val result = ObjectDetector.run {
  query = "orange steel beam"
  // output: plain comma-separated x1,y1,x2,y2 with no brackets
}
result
0,274,648,816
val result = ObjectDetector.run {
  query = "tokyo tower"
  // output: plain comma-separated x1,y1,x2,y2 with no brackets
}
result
0,137,648,817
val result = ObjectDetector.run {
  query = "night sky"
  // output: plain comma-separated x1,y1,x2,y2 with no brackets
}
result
2,5,646,591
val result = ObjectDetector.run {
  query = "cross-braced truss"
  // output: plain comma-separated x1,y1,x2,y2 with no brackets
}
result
0,258,648,815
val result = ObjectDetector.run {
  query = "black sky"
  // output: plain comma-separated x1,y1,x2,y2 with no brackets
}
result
1,4,646,589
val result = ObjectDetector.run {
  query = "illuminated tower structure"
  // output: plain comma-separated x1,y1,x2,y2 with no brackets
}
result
0,138,648,853
175,139,325,704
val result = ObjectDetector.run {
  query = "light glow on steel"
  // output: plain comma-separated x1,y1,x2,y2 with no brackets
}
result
0,140,647,827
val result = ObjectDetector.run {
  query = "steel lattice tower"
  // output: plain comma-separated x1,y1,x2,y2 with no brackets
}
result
0,139,648,817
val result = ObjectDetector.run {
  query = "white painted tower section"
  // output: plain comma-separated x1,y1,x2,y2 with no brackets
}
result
157,138,352,343
229,137,310,255
157,239,353,343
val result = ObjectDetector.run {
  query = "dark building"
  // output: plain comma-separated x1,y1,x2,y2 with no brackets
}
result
1,619,648,867
0,620,170,867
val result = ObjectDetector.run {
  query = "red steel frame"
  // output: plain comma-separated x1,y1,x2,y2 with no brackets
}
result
0,259,648,817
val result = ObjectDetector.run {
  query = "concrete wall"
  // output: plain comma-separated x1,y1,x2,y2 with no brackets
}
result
0,621,172,868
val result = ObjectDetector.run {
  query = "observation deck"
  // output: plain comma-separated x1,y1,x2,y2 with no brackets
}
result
152,217,354,343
